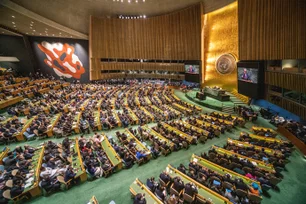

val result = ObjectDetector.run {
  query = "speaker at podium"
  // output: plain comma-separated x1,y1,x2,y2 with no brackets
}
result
196,92,206,100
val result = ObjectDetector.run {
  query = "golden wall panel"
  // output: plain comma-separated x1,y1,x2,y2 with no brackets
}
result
203,2,238,91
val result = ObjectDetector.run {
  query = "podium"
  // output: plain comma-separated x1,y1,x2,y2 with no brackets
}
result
196,92,206,100
203,86,230,101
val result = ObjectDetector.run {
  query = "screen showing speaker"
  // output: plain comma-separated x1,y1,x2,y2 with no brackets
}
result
237,61,264,99
237,67,258,84
185,65,200,74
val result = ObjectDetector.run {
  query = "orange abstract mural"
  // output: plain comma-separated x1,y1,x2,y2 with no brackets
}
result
38,41,85,79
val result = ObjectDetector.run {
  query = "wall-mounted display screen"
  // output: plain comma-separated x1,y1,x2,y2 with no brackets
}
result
237,67,258,84
185,65,200,74
237,61,264,99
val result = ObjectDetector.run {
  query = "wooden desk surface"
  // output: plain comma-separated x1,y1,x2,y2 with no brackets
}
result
166,164,232,204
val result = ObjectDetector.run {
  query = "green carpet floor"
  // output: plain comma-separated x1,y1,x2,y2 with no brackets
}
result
2,90,306,204
185,91,234,109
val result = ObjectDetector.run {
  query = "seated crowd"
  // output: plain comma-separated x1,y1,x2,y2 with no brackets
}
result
0,145,38,201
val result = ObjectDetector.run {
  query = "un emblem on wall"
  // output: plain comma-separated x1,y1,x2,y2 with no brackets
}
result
215,53,237,75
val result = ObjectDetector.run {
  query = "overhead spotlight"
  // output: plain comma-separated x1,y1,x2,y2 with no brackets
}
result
33,30,36,32
12,22,15,24
30,27,32,29
31,21,34,24
140,15,143,18
26,32,28,34
53,34,55,36
12,15,15,18
45,28,48,30
143,15,146,18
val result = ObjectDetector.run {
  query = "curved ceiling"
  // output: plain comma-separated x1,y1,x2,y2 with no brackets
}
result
10,0,234,34
0,0,235,38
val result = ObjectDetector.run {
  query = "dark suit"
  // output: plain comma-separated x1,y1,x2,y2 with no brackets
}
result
173,178,184,192
146,179,155,192
159,173,170,184
10,186,24,198
235,181,248,191
134,194,147,204
185,184,198,197
64,169,76,182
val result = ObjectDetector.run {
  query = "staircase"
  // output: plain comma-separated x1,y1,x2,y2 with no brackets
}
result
229,90,249,105
222,105,235,114
220,90,249,114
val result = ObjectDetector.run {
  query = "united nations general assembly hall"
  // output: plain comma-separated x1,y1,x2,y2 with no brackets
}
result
0,0,305,203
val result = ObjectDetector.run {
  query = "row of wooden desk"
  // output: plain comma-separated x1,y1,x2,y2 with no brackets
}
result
161,122,195,144
130,164,231,204
142,125,175,151
227,138,284,157
0,96,23,109
123,129,152,164
212,145,276,173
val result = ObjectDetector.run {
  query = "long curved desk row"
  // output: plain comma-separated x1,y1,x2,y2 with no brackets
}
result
166,164,232,204
0,96,24,109
160,122,195,144
94,111,102,130
140,106,155,122
172,103,192,114
200,114,234,126
141,125,175,151
195,118,222,131
240,132,290,145
45,113,62,137
130,178,163,204
227,138,284,157
211,145,276,174
177,120,210,138
191,154,262,191
101,134,123,171
14,116,38,141
124,129,152,163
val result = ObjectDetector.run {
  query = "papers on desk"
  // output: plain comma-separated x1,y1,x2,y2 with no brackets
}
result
24,182,33,189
